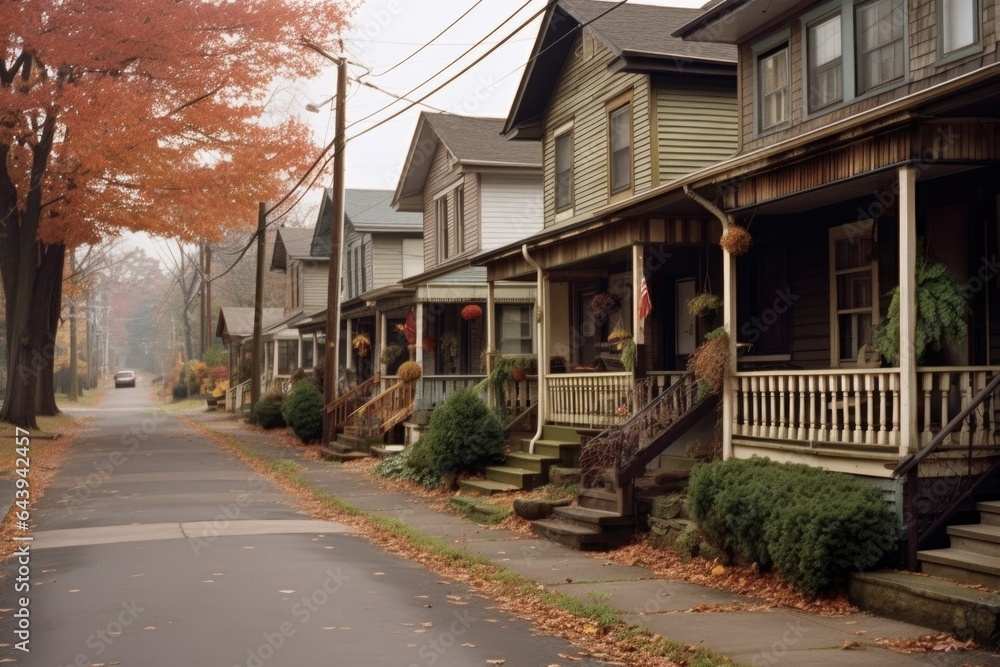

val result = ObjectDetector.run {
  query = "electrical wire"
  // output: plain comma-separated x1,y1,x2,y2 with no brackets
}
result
373,0,487,78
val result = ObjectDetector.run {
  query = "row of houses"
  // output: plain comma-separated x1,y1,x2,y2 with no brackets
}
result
218,0,1000,611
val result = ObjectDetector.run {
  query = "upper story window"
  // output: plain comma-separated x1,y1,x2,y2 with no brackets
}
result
435,195,450,262
758,45,790,131
807,14,843,111
454,186,465,255
609,103,632,194
855,0,905,92
554,129,573,212
940,0,979,56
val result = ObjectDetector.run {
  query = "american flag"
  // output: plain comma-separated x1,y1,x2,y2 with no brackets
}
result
637,279,652,320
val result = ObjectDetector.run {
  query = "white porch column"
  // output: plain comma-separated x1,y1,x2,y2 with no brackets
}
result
899,165,918,456
345,318,354,373
631,245,646,346
415,304,425,366
312,333,319,370
722,248,737,460
486,281,496,366
378,311,387,376
296,336,303,370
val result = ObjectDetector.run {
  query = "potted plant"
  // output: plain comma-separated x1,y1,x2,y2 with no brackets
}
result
687,292,722,318
620,338,637,372
397,360,422,383
590,292,621,320
379,343,404,366
476,353,534,415
874,251,970,364
607,316,632,349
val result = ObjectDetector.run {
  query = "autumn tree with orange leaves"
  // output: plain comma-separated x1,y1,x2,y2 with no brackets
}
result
1,0,349,428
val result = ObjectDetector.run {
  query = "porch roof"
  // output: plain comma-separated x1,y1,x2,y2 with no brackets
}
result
215,306,285,341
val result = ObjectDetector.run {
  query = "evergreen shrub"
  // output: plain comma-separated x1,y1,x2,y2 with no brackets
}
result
251,393,285,429
424,389,505,477
373,444,442,489
280,380,323,442
688,456,896,594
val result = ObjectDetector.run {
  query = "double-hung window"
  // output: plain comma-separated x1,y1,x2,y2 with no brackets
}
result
807,14,843,111
758,45,790,131
498,305,533,355
554,129,573,212
609,103,632,194
435,195,450,262
453,186,465,255
855,0,905,92
830,221,878,365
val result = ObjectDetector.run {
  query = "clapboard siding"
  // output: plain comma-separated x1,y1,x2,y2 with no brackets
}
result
479,174,543,251
422,143,461,271
371,235,403,290
739,0,998,153
542,29,652,227
301,262,328,309
657,80,738,183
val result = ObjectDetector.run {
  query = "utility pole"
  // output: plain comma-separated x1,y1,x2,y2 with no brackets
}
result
322,55,347,445
68,249,78,401
251,202,267,410
205,242,212,354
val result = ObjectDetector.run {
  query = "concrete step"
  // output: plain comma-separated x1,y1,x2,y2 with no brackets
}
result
484,465,542,490
979,501,1000,526
505,451,558,473
531,440,582,467
849,570,1000,642
319,446,369,462
551,505,634,527
531,519,608,550
948,523,1000,558
919,548,1000,590
540,425,582,443
370,445,405,459
578,488,621,513
458,479,519,496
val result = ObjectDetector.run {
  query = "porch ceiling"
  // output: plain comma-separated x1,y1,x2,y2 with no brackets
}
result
729,163,984,215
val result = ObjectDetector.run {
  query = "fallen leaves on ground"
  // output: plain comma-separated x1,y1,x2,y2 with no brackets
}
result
873,633,979,653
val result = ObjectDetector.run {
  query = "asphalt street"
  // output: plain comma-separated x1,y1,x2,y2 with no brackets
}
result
0,386,608,666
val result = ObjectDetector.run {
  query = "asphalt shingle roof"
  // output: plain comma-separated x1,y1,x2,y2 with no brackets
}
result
345,189,422,233
216,307,285,339
421,114,541,166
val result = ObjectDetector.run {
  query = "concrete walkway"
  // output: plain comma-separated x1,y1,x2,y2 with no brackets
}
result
190,410,1000,667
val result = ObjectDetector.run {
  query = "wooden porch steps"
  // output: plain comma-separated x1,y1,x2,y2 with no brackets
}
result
459,426,584,496
320,443,370,463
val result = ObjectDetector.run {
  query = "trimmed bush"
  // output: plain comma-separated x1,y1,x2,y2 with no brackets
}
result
373,445,442,489
424,389,505,477
688,456,896,594
251,394,285,429
280,379,324,442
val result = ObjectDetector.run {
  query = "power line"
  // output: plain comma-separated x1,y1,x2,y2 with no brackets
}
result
373,0,487,78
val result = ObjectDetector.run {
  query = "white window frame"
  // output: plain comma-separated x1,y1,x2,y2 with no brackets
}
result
553,120,574,218
435,195,450,262
607,94,633,197
454,185,465,256
752,31,792,135
497,305,534,355
806,12,844,112
829,220,879,367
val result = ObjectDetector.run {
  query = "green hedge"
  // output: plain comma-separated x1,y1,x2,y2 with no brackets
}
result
280,380,323,442
688,456,896,594
251,394,285,429
424,389,505,477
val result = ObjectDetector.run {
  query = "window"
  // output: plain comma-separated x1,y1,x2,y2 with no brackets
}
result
554,130,573,211
435,196,450,261
855,0,905,92
758,45,790,130
498,305,533,355
807,14,843,111
277,340,297,375
609,104,632,193
302,340,314,369
940,0,978,55
830,221,878,365
454,186,465,255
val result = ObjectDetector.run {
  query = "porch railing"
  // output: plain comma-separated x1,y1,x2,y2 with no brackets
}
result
227,379,252,413
326,373,380,433
345,380,416,438
548,372,635,429
733,366,1000,449
415,375,486,409
895,371,1000,570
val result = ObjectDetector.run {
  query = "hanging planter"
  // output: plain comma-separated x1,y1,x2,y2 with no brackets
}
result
720,224,752,256
397,360,422,383
687,292,722,317
461,304,483,321
590,292,621,320
607,316,632,350
352,332,371,358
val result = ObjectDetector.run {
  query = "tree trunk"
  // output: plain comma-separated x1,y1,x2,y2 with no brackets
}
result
36,248,65,416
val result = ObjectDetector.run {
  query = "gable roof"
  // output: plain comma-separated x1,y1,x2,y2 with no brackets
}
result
504,0,737,139
271,227,320,271
310,188,422,256
673,0,799,43
215,306,285,340
393,112,542,211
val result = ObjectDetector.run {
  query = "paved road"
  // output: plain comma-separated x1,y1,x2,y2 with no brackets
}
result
0,387,607,666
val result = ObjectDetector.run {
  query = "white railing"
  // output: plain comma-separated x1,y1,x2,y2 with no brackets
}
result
548,372,634,428
734,369,901,447
733,366,1000,449
227,379,252,413
916,367,1000,445
418,375,487,408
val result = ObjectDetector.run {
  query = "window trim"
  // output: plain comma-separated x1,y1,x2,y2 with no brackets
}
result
454,185,465,256
434,194,450,262
553,120,575,216
854,0,907,94
606,89,634,199
805,11,845,113
937,0,982,63
751,30,792,136
828,220,879,368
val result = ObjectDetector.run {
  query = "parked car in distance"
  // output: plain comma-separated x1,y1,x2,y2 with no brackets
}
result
114,370,136,388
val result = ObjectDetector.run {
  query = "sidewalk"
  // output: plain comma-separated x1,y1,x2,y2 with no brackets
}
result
189,410,1000,667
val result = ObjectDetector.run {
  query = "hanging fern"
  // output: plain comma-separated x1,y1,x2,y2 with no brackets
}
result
874,254,969,365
